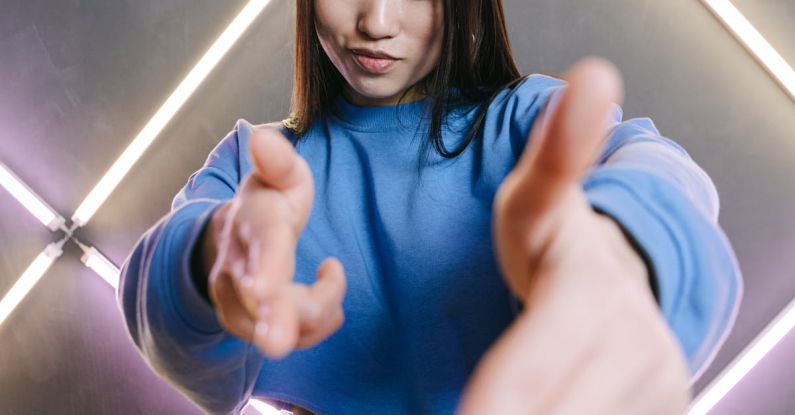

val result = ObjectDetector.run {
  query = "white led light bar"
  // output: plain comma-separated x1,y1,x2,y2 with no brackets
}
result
71,0,272,227
688,297,795,414
246,399,284,415
0,243,63,327
0,162,65,231
700,0,795,102
78,244,120,289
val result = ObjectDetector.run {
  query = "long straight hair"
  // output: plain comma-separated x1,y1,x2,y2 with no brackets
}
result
285,0,522,160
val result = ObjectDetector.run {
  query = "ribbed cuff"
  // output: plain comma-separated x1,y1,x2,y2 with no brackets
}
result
166,199,227,335
591,206,661,305
583,165,742,375
583,168,683,318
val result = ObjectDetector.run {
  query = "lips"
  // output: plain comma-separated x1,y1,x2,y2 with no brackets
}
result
350,48,400,74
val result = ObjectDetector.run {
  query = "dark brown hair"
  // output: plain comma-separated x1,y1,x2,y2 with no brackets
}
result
285,0,522,160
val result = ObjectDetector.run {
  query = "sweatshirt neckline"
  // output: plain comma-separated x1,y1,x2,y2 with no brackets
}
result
330,95,432,133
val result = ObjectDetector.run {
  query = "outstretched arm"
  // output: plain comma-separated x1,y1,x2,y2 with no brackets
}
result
119,119,346,414
118,121,261,414
460,58,741,413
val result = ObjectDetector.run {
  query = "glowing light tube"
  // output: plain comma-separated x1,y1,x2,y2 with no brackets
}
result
0,243,63,327
247,399,283,415
71,0,272,226
700,0,795,102
78,245,120,289
688,1,795,413
0,162,65,231
688,297,795,414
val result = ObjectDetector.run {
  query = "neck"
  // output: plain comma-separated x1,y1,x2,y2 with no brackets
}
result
343,85,426,106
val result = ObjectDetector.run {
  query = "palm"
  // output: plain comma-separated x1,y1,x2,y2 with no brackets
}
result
209,125,347,359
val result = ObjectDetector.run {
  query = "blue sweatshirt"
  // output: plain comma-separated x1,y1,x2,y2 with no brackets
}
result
118,74,742,414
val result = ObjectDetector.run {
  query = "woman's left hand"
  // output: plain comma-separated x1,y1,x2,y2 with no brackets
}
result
457,58,691,414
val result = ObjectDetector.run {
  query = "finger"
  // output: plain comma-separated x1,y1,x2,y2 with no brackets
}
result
295,257,347,348
240,155,315,236
248,126,305,191
209,267,256,341
245,125,315,234
248,218,299,301
308,257,347,315
509,57,624,216
297,307,345,349
253,286,300,359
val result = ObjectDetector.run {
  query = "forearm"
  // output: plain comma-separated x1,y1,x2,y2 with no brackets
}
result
119,200,263,414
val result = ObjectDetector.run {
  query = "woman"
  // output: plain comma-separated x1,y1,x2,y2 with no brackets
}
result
119,0,741,414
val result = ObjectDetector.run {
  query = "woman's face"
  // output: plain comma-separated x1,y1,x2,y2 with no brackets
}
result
314,0,444,106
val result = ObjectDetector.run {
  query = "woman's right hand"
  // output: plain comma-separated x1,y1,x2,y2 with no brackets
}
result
204,124,347,359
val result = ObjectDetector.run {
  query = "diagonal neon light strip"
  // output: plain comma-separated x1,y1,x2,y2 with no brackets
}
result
688,297,795,414
78,244,120,289
689,1,795,413
71,0,272,227
247,399,283,414
73,237,120,289
0,243,63,327
0,162,65,231
699,0,795,102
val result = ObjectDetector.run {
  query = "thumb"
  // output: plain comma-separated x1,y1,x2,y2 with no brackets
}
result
509,57,624,216
248,125,304,191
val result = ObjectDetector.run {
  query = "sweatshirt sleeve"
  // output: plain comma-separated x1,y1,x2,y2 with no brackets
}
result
492,75,742,380
582,103,742,380
118,119,263,414
584,108,742,379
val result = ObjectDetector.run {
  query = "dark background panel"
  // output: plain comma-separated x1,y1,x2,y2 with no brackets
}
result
0,0,248,218
83,0,294,268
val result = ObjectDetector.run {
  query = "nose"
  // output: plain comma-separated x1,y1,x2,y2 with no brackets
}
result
357,0,401,40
